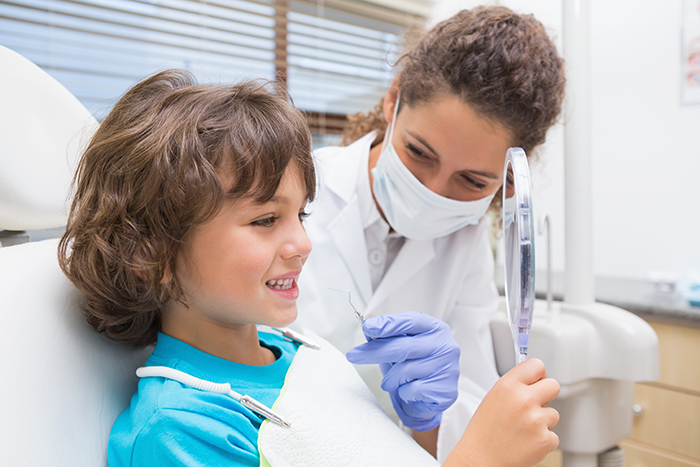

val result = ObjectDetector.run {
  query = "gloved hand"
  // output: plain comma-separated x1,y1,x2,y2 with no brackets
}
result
345,311,460,431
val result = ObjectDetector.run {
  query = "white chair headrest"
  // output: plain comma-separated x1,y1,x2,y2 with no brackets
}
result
0,46,98,231
0,239,150,465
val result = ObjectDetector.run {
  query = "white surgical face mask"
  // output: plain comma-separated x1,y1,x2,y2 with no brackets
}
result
371,94,496,241
503,195,516,231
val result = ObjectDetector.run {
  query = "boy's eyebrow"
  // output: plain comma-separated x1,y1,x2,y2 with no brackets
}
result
252,194,307,205
251,195,285,205
407,130,500,180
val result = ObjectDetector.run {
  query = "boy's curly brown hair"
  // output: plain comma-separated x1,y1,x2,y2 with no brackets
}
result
59,70,315,348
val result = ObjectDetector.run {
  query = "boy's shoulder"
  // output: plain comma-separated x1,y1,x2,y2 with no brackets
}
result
108,331,298,466
109,369,264,456
109,388,262,466
123,331,296,425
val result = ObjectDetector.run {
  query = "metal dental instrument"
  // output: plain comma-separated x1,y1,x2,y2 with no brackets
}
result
272,327,321,349
136,366,292,427
329,288,365,324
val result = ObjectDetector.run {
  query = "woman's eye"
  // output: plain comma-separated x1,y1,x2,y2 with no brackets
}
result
298,211,310,222
406,143,432,162
463,175,488,190
252,216,278,227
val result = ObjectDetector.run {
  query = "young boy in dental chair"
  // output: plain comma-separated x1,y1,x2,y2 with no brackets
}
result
58,69,560,467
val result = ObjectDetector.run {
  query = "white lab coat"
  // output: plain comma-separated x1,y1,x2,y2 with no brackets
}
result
295,132,500,462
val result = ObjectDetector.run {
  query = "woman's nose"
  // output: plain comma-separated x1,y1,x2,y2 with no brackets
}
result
420,171,452,198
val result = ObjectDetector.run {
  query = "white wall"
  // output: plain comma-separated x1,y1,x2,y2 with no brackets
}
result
429,0,700,282
590,0,700,280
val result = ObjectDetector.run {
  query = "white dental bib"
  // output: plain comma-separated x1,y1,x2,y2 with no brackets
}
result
258,330,440,467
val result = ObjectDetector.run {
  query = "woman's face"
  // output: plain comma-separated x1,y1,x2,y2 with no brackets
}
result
369,92,513,202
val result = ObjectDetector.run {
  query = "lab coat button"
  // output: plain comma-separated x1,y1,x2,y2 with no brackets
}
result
368,249,385,266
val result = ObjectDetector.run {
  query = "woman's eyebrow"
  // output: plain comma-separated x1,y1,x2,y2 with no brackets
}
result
408,130,500,180
461,169,501,180
407,131,440,158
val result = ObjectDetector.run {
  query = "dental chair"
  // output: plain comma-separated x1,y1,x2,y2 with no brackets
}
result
0,46,150,466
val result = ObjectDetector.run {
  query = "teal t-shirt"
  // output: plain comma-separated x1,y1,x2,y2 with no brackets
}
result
108,331,298,467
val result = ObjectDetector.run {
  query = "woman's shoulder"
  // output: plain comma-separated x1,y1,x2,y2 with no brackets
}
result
313,131,377,163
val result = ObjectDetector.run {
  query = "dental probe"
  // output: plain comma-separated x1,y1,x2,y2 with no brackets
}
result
329,288,365,324
136,366,291,427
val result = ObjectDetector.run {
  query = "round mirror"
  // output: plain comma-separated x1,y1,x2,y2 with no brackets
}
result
503,147,535,364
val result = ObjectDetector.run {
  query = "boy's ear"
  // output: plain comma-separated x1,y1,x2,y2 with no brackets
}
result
382,76,400,124
160,265,172,284
132,259,171,284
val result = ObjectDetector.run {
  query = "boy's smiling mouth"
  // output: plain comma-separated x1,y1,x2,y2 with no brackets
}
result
266,278,295,290
265,271,302,299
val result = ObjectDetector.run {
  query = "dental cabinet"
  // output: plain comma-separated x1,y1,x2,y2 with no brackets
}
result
538,318,700,467
620,319,700,467
528,292,700,467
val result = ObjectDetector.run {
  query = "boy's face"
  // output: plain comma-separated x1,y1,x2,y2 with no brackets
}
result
169,164,312,332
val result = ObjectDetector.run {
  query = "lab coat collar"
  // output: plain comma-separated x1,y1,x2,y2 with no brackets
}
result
327,197,373,306
321,130,436,313
321,131,378,205
366,238,435,318
322,132,379,306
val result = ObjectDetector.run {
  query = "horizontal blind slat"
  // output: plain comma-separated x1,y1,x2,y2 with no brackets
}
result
3,2,278,51
1,0,424,127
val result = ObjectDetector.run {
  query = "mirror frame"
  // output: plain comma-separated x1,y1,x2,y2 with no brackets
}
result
502,147,536,364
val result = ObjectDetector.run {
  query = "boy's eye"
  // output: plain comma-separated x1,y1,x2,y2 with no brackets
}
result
252,216,278,227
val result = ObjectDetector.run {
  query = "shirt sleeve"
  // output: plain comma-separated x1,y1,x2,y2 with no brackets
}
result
437,223,501,462
131,408,260,467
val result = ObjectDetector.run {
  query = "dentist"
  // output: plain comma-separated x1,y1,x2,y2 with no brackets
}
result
295,6,565,461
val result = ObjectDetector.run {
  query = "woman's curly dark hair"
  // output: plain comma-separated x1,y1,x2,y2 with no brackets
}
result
58,70,315,348
345,6,565,152
343,6,565,215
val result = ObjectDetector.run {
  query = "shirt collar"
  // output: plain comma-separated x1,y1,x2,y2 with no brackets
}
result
357,130,385,231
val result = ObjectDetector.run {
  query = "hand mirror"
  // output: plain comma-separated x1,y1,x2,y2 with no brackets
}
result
503,148,535,364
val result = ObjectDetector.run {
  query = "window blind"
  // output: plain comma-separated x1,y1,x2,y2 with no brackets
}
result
0,0,424,136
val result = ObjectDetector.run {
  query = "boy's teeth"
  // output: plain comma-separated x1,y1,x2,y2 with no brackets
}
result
267,278,293,290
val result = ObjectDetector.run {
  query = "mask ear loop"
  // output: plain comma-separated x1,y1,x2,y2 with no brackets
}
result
379,92,401,155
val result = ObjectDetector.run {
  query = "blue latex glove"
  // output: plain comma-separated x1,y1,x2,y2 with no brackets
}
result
345,311,460,431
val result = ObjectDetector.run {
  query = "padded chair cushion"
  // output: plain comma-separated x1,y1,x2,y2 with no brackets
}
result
0,45,97,230
0,239,150,466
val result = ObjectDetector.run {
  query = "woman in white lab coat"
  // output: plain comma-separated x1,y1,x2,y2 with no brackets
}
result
296,6,565,461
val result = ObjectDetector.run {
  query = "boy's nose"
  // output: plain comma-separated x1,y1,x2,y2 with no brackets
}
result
283,222,312,260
